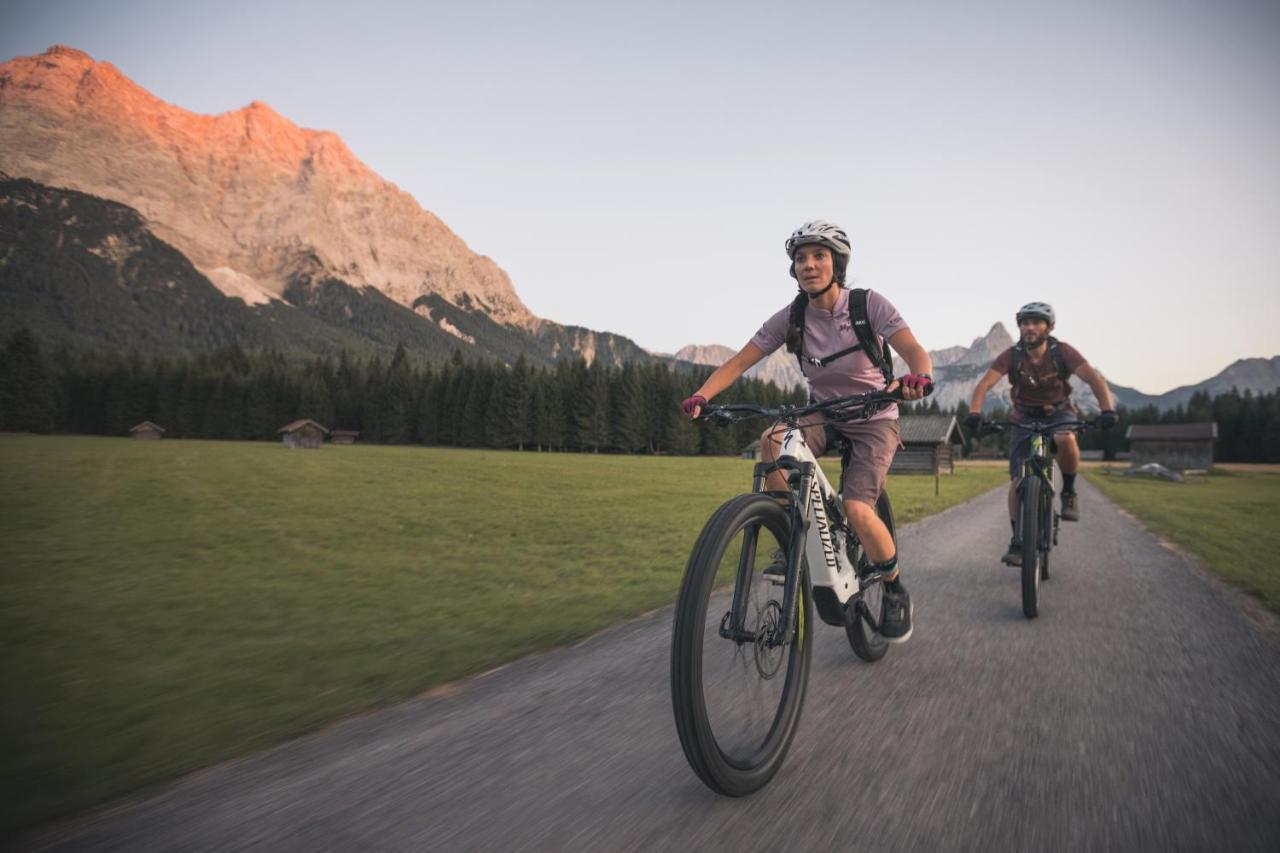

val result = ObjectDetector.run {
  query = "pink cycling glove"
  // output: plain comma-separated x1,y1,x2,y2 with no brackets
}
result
900,374,933,393
681,394,707,418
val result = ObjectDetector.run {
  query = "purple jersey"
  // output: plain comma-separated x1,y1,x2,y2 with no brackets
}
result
751,287,909,422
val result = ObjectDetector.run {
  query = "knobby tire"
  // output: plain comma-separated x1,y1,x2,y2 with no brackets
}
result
670,493,813,796
1020,476,1042,618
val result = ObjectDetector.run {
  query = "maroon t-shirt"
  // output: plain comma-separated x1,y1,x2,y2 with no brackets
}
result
990,340,1087,407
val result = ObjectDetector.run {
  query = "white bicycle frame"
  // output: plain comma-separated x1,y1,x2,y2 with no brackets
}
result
773,422,864,606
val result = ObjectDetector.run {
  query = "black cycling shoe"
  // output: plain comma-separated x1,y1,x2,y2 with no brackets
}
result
1001,537,1022,566
762,549,786,585
880,584,913,643
1061,491,1080,522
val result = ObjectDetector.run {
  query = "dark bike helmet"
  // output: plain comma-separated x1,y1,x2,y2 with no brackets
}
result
1016,301,1055,326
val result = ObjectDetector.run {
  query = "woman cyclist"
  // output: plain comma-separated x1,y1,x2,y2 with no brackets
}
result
681,220,933,642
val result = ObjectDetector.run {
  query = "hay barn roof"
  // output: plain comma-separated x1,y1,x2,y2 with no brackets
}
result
898,415,962,445
1125,423,1217,441
278,419,330,435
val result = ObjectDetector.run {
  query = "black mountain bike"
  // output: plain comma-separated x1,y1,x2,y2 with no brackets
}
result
984,417,1095,618
670,388,919,796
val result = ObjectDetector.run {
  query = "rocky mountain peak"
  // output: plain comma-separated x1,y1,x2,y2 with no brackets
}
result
0,46,535,325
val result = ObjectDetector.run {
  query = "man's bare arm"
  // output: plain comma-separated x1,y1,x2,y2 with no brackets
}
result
1074,363,1115,411
968,366,1005,413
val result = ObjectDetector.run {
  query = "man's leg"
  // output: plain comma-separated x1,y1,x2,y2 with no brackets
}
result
1003,477,1023,565
1056,431,1081,521
1003,422,1030,565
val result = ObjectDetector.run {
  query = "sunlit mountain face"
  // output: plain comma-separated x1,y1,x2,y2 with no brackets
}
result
0,46,655,367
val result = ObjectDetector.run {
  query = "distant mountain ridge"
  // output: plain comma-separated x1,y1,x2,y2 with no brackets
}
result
678,321,1279,412
1106,357,1280,411
674,344,805,391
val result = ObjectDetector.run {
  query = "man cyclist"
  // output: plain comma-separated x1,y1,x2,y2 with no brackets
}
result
964,302,1117,565
681,220,934,642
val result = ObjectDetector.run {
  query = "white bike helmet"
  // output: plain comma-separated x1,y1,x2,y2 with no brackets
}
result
1016,302,1055,325
784,220,852,260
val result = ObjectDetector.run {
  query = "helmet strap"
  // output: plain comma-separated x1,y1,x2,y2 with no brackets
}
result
807,281,835,300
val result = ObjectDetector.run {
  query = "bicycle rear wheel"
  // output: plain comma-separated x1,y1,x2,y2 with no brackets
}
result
845,491,896,662
670,493,813,796
1020,477,1042,618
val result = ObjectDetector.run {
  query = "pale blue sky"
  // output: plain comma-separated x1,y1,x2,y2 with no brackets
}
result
5,0,1279,392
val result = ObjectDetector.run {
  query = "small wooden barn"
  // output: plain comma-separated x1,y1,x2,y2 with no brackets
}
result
1126,422,1217,471
331,430,360,445
741,439,763,460
891,415,964,475
890,415,964,495
129,421,165,441
278,419,330,449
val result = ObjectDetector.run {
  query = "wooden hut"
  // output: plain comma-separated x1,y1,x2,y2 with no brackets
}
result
891,415,963,474
331,429,360,445
741,439,762,460
278,419,330,449
891,415,964,495
1126,423,1216,471
129,421,165,441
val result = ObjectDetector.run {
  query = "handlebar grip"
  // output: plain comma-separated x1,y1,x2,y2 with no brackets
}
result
889,380,933,400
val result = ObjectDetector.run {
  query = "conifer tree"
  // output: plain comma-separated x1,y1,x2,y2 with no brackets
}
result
611,363,649,453
0,328,56,433
575,359,611,452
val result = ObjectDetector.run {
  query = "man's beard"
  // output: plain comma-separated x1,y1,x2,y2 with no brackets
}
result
1022,332,1047,347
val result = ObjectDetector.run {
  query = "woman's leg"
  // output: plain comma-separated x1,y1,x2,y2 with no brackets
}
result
845,499,894,563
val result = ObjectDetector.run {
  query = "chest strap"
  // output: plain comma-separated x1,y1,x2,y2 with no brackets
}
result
802,343,864,369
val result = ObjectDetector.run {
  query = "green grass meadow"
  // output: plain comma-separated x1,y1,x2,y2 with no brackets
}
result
1084,469,1280,613
0,436,1005,832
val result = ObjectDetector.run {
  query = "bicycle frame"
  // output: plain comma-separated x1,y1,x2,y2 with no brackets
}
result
1016,433,1057,551
1002,417,1091,550
721,421,864,645
1018,433,1057,500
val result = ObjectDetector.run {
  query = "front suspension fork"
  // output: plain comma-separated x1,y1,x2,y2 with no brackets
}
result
722,460,814,646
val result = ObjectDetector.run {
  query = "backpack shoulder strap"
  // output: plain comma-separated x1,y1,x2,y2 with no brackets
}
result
1009,343,1025,383
1046,336,1069,379
849,288,893,386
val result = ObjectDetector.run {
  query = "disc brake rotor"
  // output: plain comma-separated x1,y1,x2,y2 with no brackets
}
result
754,599,785,679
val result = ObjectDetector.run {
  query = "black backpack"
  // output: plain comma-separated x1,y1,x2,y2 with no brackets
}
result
786,287,893,387
1009,336,1069,387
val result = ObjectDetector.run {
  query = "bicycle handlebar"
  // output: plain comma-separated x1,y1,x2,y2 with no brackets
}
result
979,418,1098,436
698,381,933,427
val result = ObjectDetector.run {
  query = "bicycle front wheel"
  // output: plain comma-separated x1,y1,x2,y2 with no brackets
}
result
1040,490,1053,581
670,492,813,796
1020,477,1042,619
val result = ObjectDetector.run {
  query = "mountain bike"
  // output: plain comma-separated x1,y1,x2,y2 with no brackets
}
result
670,388,922,796
983,416,1095,619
